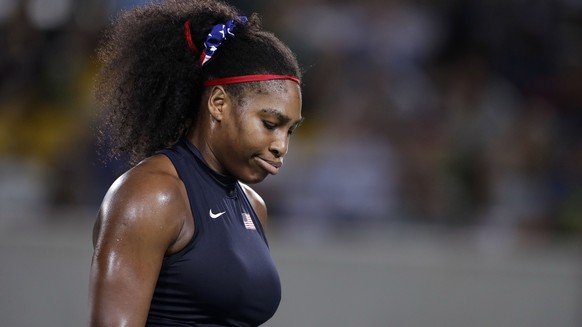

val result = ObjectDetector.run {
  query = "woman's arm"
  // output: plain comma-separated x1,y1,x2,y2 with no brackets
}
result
89,159,188,327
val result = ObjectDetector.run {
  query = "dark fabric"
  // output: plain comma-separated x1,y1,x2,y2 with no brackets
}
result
146,139,281,327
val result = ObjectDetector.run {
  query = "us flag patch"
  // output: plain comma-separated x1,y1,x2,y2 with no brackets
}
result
242,213,256,230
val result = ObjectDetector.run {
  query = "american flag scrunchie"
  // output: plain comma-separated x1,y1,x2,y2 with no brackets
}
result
200,16,248,66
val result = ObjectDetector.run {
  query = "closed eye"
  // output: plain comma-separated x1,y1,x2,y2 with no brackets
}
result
263,121,276,130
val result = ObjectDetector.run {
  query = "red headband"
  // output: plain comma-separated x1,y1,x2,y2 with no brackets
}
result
203,74,300,86
184,21,300,87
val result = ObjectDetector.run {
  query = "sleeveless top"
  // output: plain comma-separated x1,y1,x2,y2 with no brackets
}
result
146,139,281,327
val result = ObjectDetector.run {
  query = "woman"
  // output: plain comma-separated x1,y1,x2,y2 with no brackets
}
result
89,1,303,326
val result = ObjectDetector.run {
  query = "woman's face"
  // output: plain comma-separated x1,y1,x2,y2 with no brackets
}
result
214,80,303,184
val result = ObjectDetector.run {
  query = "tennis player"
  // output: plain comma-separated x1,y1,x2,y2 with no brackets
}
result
89,1,303,326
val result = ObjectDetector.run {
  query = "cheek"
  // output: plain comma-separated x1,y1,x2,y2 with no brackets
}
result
228,121,264,154
241,120,267,142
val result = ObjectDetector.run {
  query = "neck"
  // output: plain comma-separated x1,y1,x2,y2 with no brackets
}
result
187,117,225,175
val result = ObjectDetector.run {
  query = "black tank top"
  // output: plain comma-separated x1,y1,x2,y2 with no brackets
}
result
146,139,281,327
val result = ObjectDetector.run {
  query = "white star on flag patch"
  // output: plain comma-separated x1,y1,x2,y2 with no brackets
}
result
242,213,256,230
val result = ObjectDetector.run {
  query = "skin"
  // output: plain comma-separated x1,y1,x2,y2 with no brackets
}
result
89,80,302,327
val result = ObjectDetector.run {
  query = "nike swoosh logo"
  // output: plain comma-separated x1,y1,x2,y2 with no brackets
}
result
209,209,226,219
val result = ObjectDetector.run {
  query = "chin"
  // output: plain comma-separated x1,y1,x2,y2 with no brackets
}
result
240,172,268,184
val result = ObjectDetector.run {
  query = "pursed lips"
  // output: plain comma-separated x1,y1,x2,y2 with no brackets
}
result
255,156,282,174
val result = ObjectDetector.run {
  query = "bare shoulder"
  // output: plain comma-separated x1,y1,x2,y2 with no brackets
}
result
90,154,189,327
93,154,188,253
239,183,268,230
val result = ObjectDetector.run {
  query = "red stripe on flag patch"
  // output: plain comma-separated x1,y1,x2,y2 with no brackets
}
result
242,213,256,230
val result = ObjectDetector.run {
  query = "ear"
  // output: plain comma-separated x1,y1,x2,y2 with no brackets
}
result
207,86,229,121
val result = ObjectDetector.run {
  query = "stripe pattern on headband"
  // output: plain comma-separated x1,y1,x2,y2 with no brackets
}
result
204,74,300,86
200,16,248,66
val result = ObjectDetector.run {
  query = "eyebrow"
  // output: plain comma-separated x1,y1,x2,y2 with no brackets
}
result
260,108,304,127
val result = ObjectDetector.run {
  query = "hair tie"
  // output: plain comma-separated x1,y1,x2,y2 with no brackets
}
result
183,20,199,55
200,16,248,66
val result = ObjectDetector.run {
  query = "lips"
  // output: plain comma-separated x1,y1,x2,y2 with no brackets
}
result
255,157,282,175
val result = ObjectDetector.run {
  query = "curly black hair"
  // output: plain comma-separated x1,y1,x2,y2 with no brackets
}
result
95,0,301,165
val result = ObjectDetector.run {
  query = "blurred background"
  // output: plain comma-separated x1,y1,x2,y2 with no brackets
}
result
0,0,581,326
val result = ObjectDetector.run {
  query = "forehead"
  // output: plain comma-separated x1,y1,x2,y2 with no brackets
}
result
238,80,302,119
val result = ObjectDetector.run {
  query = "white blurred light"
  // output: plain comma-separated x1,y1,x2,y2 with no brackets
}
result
0,0,17,24
27,0,73,30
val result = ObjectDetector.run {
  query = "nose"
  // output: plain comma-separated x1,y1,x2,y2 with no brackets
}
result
269,133,289,158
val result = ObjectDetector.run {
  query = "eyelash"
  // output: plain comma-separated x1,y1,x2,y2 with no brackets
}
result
263,120,296,136
263,121,276,130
